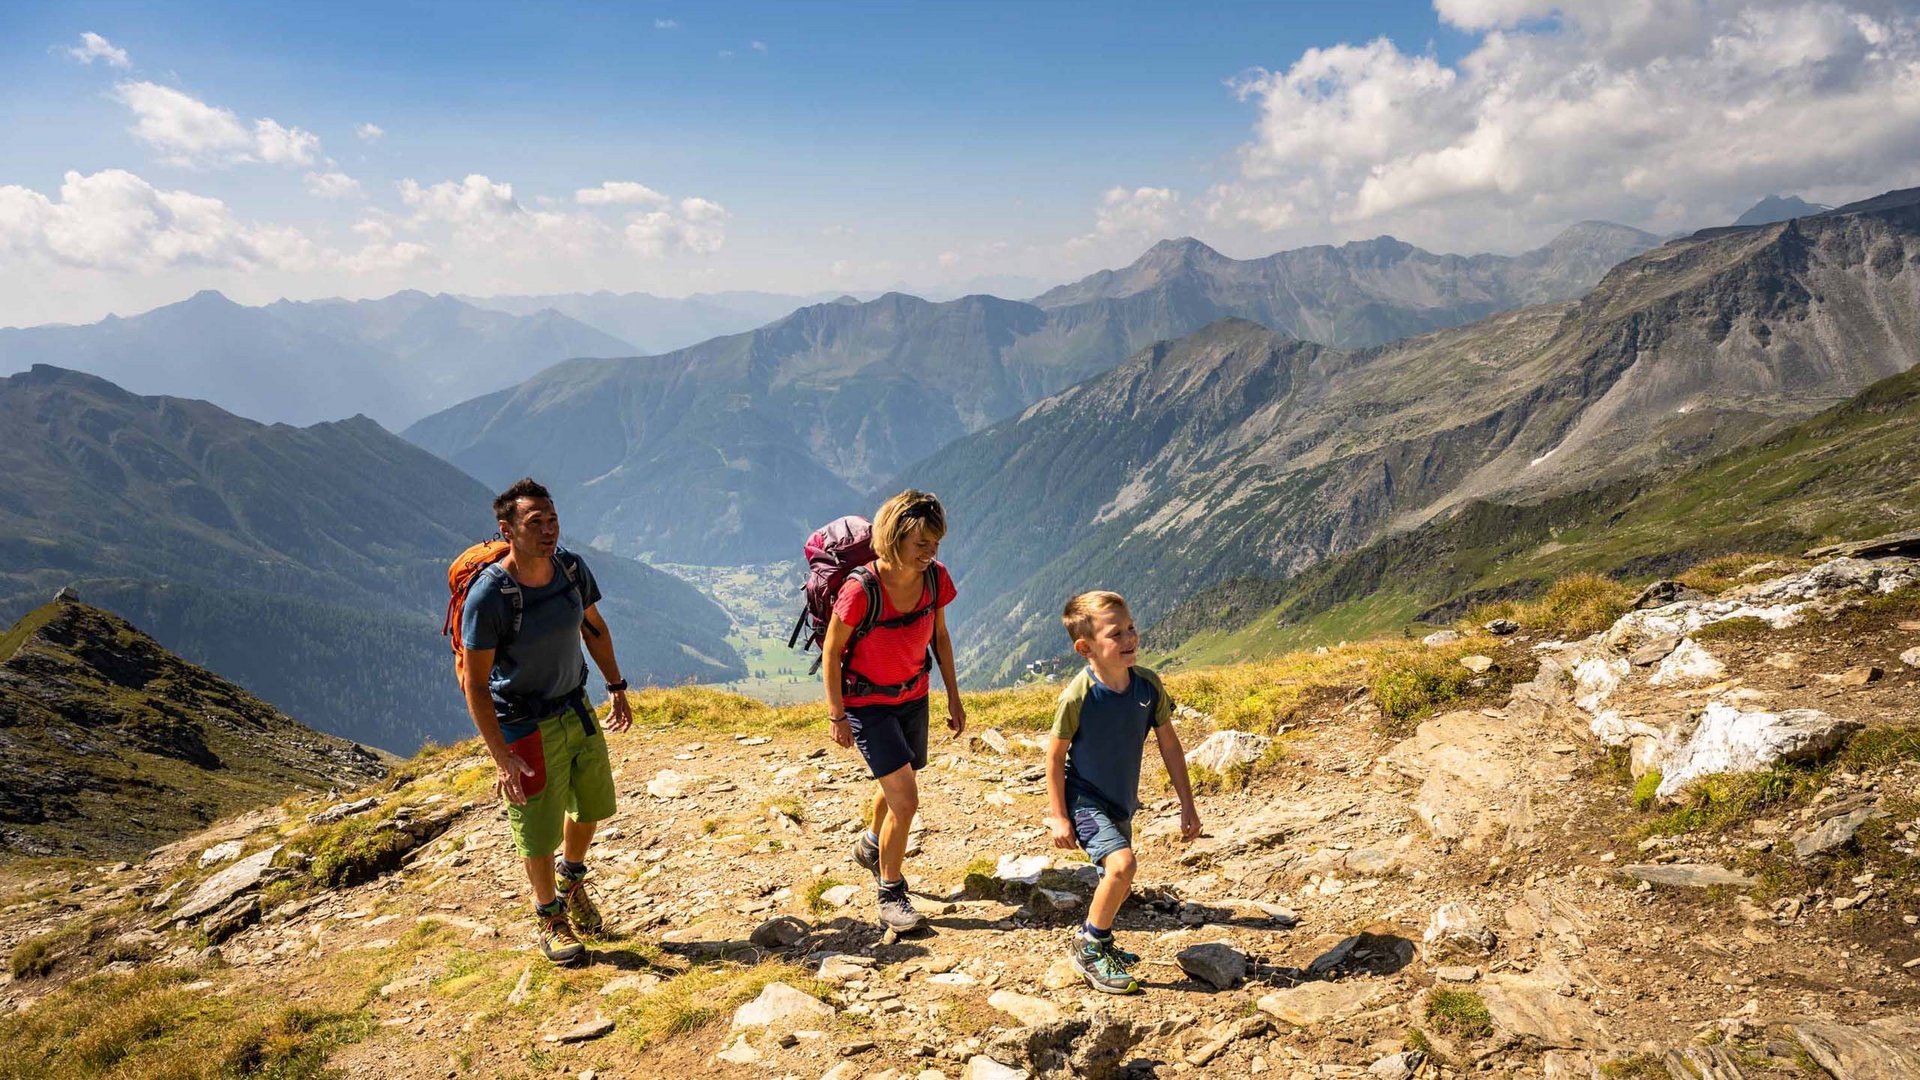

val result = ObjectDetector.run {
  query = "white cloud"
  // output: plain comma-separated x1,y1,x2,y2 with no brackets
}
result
938,250,961,269
655,18,679,29
1094,186,1182,237
304,171,363,199
0,169,315,273
625,195,730,256
67,32,130,69
114,81,322,168
751,40,769,53
355,122,385,142
1204,0,1920,250
575,180,669,206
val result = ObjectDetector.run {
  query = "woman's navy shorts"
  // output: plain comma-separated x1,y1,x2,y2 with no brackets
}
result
847,697,930,779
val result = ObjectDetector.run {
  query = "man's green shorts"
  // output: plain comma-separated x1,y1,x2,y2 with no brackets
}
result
506,707,616,858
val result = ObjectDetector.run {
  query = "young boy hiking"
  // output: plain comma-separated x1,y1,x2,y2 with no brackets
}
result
821,490,965,931
456,478,634,965
1045,590,1201,993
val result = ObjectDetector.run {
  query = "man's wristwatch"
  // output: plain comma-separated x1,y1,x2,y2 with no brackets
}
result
605,679,628,693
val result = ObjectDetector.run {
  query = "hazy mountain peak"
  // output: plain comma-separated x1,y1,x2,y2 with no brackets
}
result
1548,220,1661,248
180,289,240,309
1734,194,1833,228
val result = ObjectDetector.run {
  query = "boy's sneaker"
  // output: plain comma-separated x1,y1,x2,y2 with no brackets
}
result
555,862,603,936
876,879,926,932
852,833,881,880
1071,932,1139,995
536,903,586,965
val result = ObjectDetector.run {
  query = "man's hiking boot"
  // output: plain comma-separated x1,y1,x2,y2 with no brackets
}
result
1072,932,1139,994
555,861,603,936
852,833,881,881
536,903,586,965
876,879,926,932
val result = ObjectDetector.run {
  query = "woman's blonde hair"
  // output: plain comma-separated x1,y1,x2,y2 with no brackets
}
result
871,489,947,564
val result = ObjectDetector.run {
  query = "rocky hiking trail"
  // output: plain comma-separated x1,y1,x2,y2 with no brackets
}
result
4,555,1919,1079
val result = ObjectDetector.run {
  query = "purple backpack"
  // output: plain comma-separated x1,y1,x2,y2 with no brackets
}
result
787,515,938,688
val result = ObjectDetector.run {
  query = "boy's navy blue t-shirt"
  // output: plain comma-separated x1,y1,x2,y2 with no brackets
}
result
459,552,601,725
1051,665,1171,818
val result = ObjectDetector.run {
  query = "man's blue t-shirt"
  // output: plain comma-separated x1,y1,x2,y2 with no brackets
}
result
1051,665,1171,818
459,552,601,726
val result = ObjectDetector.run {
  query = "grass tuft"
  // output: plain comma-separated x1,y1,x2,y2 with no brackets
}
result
1467,574,1637,637
1630,772,1662,811
1424,988,1492,1038
803,877,844,916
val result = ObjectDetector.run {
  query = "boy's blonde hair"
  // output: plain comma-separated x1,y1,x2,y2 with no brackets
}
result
871,489,947,564
1061,590,1129,643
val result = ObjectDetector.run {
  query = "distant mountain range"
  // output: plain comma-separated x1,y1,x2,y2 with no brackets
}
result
408,223,1658,564
0,596,388,858
898,188,1920,681
457,289,828,357
0,289,638,429
0,365,743,752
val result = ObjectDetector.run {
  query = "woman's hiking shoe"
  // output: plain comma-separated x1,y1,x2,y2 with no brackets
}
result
555,863,603,936
1072,932,1140,994
852,833,881,880
536,903,586,965
876,879,926,932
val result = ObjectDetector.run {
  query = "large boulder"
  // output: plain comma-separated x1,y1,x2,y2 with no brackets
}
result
1654,704,1862,800
171,845,283,924
1422,902,1496,962
1185,730,1271,774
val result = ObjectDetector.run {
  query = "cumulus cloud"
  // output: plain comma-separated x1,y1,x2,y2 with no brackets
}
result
114,81,322,168
1094,186,1182,237
355,122,385,142
66,32,130,68
625,196,730,256
575,180,669,206
304,171,363,199
0,169,315,273
1205,0,1920,249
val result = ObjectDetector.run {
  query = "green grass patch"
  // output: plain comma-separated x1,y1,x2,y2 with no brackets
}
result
1677,553,1807,594
1630,772,1663,812
961,857,1004,900
1424,988,1492,1038
1468,573,1637,638
1599,1053,1673,1080
803,877,844,916
1692,616,1771,643
1837,724,1920,769
1634,766,1817,838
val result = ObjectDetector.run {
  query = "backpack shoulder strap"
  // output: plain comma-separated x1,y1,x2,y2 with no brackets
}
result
485,563,524,646
555,549,600,637
848,564,883,637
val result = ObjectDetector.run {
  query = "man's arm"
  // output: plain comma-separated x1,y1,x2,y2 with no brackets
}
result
581,603,631,733
1044,735,1075,848
932,606,965,737
1154,721,1202,840
462,646,534,805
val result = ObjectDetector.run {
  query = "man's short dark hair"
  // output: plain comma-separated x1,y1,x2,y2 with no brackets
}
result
493,477,553,524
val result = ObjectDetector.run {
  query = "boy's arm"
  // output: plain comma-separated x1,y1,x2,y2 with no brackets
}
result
1154,721,1202,840
1044,736,1075,849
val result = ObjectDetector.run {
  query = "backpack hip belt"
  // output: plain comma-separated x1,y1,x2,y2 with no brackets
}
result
496,681,596,735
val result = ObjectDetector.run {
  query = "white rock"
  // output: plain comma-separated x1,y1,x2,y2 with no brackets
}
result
714,1034,760,1064
173,845,283,923
1571,656,1630,711
986,990,1063,1027
731,982,835,1029
820,884,863,908
1032,887,1083,911
1655,703,1863,800
962,1057,1030,1080
1647,638,1728,687
994,854,1050,885
197,840,244,868
1900,646,1920,669
1185,730,1272,774
646,769,693,799
1422,629,1463,647
1423,902,1496,961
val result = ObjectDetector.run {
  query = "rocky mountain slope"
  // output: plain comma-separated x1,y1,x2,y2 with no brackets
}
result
0,365,742,753
0,289,636,428
0,595,385,859
904,188,1920,682
1,553,1913,1078
1151,355,1920,662
1735,195,1833,228
409,226,1652,564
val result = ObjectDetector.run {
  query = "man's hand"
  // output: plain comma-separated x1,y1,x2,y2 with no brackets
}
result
828,714,853,749
1179,804,1202,842
1046,814,1076,850
946,694,968,739
606,690,634,733
495,753,536,806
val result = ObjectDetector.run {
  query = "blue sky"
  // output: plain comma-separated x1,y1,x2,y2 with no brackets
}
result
2,1,1915,325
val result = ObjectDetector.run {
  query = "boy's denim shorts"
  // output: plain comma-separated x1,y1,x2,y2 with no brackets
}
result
1069,793,1134,866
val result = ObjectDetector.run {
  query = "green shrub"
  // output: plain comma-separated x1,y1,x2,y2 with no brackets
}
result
1630,772,1662,811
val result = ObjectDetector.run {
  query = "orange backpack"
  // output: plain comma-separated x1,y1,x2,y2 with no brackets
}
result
442,541,589,693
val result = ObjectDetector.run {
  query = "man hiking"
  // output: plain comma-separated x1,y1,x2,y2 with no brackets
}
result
458,477,634,964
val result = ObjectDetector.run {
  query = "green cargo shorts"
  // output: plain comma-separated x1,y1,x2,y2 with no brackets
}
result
504,706,616,858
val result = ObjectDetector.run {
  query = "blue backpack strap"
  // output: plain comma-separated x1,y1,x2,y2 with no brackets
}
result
555,548,600,638
490,564,524,650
